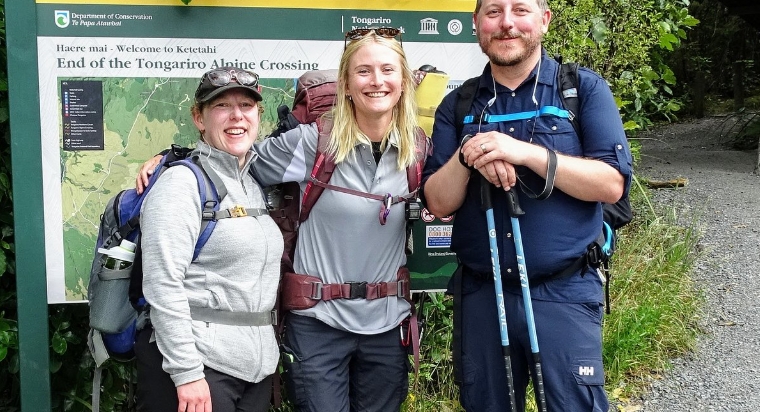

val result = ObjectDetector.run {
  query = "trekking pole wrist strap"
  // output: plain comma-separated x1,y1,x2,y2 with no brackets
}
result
521,147,557,200
458,134,476,171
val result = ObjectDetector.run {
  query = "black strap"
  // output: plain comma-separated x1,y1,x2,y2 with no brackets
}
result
555,56,581,136
454,77,480,139
519,148,557,200
532,231,608,284
450,264,464,385
603,261,611,314
540,149,558,200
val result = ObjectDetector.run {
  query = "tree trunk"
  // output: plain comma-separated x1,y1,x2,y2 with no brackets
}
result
693,71,706,118
733,61,745,111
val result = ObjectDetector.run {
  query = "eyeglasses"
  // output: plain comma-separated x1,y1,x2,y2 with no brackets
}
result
344,27,402,48
203,69,259,87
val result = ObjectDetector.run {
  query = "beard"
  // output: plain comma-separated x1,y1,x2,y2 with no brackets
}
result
479,30,543,67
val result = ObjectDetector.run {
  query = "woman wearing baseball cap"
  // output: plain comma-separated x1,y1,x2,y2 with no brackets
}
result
136,67,282,412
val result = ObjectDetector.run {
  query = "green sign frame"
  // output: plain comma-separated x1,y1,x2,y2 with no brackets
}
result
6,1,53,410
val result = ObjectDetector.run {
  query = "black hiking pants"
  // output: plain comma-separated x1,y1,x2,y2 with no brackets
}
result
134,326,272,412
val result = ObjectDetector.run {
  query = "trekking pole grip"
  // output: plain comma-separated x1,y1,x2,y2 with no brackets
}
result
506,189,525,218
481,175,493,211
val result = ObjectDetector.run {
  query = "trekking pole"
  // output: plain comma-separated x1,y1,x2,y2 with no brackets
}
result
480,175,518,412
505,189,548,412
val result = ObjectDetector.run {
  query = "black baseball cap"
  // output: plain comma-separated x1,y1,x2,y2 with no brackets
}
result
194,67,263,103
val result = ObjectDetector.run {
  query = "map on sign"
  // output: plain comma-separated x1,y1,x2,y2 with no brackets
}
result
59,77,292,300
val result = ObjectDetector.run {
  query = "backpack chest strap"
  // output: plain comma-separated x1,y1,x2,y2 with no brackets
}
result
189,307,277,326
203,207,268,221
309,178,415,204
462,105,570,125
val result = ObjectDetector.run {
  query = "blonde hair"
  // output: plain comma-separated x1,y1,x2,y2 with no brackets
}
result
325,32,419,170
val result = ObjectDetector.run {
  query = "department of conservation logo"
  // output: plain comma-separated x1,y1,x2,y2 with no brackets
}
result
55,10,70,28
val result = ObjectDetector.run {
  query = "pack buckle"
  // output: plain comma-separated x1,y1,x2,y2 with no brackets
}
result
310,282,323,300
586,243,604,268
230,205,248,218
346,281,368,299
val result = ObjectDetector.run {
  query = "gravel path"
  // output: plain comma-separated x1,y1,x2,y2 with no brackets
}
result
633,116,760,411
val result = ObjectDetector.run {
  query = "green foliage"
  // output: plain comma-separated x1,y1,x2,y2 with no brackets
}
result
403,293,461,412
46,305,133,411
545,0,698,130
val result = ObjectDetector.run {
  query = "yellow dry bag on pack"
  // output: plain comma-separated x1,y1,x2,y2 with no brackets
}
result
415,66,450,137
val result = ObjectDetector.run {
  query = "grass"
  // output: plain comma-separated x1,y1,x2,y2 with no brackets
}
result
603,203,702,403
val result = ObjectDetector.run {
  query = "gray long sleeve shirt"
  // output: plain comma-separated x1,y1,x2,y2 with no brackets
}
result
140,141,283,386
253,123,411,334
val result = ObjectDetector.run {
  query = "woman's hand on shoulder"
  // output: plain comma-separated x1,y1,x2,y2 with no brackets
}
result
136,155,163,195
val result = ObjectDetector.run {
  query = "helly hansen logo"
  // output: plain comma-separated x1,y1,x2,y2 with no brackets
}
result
578,366,595,376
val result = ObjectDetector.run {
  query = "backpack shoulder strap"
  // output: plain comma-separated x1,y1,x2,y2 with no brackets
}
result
406,127,429,193
454,77,480,139
299,118,335,223
555,56,581,135
169,156,221,260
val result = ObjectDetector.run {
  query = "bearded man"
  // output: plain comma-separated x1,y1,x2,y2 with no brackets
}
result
421,0,632,410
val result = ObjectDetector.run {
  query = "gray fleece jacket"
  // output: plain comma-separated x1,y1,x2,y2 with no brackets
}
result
140,141,283,386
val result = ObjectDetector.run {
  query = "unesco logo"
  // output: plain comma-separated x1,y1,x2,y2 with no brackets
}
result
55,10,70,28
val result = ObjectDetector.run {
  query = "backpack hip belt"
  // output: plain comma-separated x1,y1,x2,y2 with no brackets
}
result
281,268,411,311
189,307,277,327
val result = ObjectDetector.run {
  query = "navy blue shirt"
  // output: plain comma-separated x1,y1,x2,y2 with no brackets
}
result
422,52,632,302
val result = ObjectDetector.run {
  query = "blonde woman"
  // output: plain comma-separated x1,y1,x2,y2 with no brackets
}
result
251,29,422,412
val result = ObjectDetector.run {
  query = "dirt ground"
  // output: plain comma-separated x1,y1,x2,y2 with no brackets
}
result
632,115,760,410
638,115,759,179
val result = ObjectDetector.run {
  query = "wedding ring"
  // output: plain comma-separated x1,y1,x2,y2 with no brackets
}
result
480,143,487,154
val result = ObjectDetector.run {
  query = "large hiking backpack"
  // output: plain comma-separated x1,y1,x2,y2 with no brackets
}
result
266,70,339,269
453,56,632,305
265,69,428,272
87,147,248,412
